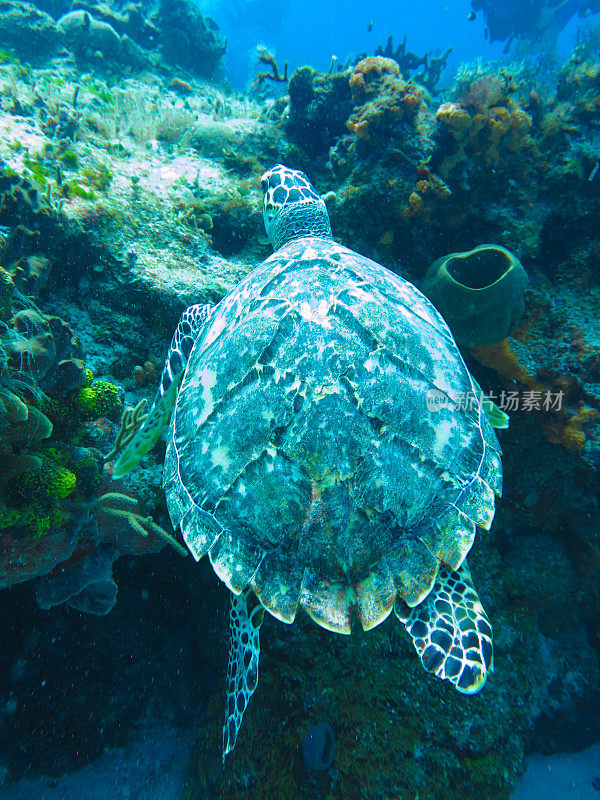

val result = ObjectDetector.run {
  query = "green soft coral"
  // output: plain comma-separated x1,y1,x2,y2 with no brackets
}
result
0,503,66,539
14,459,77,504
75,380,121,419
43,372,123,439
1,451,76,539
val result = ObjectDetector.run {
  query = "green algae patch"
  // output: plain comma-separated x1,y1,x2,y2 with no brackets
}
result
15,461,76,504
75,380,120,419
0,502,66,540
43,372,123,441
82,165,113,192
60,180,97,201
0,449,75,540
184,607,524,800
59,150,79,169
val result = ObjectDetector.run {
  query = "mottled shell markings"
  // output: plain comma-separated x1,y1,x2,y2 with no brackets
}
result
144,164,505,761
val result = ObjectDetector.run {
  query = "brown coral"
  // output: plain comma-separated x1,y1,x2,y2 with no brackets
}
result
471,288,600,461
253,46,288,86
405,173,452,221
348,56,400,99
435,95,534,175
543,406,599,452
557,58,600,120
346,57,423,144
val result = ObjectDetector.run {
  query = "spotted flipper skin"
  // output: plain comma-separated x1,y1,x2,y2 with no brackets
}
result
155,303,213,403
223,590,264,761
112,303,212,479
397,561,493,694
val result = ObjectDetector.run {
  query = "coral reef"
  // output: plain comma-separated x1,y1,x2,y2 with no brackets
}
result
346,56,424,145
432,71,536,178
71,0,158,50
470,285,600,469
185,535,600,800
175,185,263,257
374,34,452,93
7,308,86,392
153,0,225,77
10,252,52,295
0,0,63,61
57,9,124,63
0,0,224,75
286,66,354,157
281,55,600,286
0,16,598,800
557,60,600,120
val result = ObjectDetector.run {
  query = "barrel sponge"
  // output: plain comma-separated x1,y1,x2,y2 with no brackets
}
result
422,244,528,348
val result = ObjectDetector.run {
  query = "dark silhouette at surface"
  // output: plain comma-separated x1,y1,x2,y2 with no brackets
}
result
472,0,600,49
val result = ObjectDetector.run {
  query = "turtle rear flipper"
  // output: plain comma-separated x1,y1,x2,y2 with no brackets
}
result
223,590,264,761
111,303,213,479
396,561,493,694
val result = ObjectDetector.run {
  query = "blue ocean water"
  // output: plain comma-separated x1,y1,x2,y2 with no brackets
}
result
200,0,596,87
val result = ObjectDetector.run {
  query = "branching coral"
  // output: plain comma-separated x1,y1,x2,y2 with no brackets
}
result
375,34,452,93
253,46,288,86
77,492,187,557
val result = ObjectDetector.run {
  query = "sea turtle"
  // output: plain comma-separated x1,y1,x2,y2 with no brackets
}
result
112,164,506,760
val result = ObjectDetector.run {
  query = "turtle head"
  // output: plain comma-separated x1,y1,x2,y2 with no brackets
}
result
261,164,332,250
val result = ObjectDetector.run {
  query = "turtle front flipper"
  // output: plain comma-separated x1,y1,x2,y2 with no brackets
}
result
471,375,509,430
111,303,212,479
223,590,264,762
396,561,493,694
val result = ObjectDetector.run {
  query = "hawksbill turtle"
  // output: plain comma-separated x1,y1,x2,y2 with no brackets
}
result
112,164,506,759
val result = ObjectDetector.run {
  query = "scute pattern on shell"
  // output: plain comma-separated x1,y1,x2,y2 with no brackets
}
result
164,236,502,634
